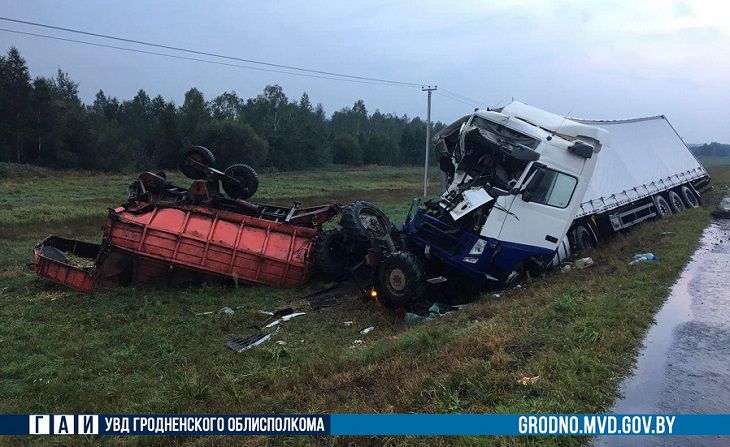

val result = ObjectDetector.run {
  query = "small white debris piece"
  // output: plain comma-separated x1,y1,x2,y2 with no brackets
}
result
360,326,375,336
343,321,353,327
264,312,307,328
574,257,594,269
352,339,364,345
275,340,287,346
218,306,234,315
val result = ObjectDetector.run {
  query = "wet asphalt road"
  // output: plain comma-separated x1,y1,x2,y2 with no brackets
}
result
596,198,730,447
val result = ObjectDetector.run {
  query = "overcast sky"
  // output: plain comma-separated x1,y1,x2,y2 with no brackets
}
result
1,0,728,143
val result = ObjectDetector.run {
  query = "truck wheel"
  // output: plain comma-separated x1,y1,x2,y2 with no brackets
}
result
375,251,426,309
668,190,686,213
313,230,351,281
573,224,597,251
653,195,672,218
340,201,392,247
681,185,700,208
180,146,215,180
222,164,259,200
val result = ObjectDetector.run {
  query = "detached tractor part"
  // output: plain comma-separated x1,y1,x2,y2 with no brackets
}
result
339,200,396,261
179,145,259,200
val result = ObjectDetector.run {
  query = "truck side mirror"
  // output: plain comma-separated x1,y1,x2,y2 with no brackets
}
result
569,141,593,158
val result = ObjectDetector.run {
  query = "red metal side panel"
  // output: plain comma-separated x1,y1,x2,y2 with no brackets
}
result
104,206,317,287
33,249,95,295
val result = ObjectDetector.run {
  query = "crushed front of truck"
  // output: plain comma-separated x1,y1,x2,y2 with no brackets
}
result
400,112,545,286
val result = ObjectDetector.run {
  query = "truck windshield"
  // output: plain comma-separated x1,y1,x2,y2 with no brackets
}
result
471,116,539,149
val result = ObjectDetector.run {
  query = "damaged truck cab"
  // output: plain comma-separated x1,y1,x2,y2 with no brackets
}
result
403,102,609,287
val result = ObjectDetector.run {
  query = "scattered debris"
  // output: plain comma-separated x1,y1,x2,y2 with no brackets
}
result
218,306,234,315
518,376,540,385
275,340,287,346
264,312,306,328
404,312,433,325
560,264,573,273
629,253,658,265
493,293,502,298
352,339,364,345
659,231,674,237
574,257,594,269
359,326,375,336
343,321,353,327
226,333,271,353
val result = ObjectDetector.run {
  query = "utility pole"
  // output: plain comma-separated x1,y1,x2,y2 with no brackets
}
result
422,85,437,196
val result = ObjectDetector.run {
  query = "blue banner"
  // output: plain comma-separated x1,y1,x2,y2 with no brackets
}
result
2,414,730,436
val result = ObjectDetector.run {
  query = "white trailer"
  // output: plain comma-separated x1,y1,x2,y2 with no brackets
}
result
567,115,709,249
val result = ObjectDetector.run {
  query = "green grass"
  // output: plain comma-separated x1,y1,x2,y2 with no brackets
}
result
0,164,728,447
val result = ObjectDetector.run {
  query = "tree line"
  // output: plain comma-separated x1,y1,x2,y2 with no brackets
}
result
691,142,730,158
0,46,445,172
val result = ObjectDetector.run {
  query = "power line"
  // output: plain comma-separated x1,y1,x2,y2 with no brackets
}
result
0,27,414,87
436,90,479,108
0,16,424,87
439,87,488,107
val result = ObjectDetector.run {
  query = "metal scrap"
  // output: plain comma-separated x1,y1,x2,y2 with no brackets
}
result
226,333,271,353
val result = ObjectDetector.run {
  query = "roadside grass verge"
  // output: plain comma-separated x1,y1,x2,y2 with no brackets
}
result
0,166,726,447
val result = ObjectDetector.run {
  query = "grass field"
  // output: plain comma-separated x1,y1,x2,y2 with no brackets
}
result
0,163,728,447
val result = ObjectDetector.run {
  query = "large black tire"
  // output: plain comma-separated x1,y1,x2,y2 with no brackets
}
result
180,146,215,179
668,190,686,213
339,201,392,248
375,251,427,309
222,164,259,200
680,185,700,208
654,195,672,218
313,230,352,281
573,224,597,251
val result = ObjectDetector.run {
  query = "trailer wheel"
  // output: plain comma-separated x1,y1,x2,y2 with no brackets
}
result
313,230,352,281
180,146,215,180
375,251,426,308
680,185,700,208
222,164,259,200
573,224,597,251
653,195,673,218
668,190,686,213
340,201,392,247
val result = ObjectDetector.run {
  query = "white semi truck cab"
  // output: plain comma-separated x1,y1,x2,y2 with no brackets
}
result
402,103,609,286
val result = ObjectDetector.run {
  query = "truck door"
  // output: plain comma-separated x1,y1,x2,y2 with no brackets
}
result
497,159,588,254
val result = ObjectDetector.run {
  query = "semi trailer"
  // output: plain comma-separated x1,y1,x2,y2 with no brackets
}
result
352,101,709,308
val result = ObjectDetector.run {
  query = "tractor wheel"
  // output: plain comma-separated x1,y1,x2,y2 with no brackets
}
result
222,164,259,200
375,251,426,309
681,185,700,208
339,201,392,248
654,195,673,218
313,230,353,281
180,146,215,180
668,190,686,213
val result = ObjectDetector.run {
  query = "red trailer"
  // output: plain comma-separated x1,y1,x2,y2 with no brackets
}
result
105,204,318,288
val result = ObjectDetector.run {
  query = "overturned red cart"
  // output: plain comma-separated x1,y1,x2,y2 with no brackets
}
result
33,147,340,295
